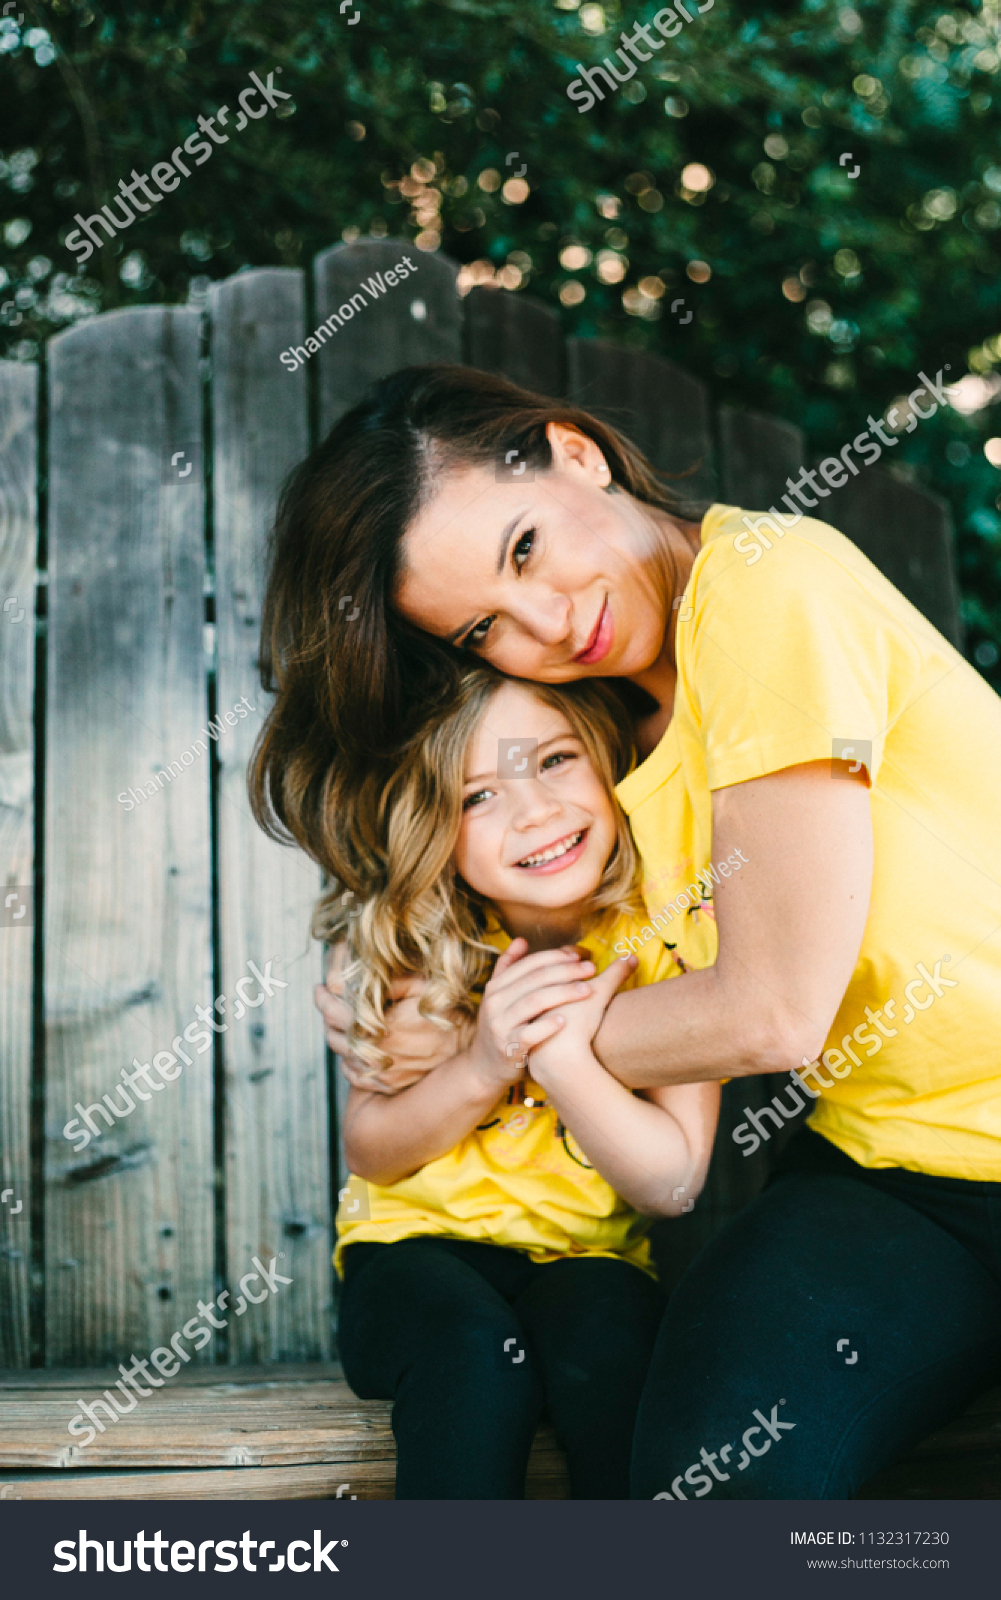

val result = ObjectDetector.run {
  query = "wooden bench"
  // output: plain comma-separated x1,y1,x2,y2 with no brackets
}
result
1,1365,998,1499
1,234,984,1496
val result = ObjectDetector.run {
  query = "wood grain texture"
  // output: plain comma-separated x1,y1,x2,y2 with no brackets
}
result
314,241,461,434
463,287,565,397
210,268,331,1361
821,466,964,649
44,309,213,1364
0,1453,570,1499
2,1365,996,1499
0,360,36,1368
680,404,808,1274
0,1362,569,1497
311,241,460,1211
716,404,805,513
566,338,715,504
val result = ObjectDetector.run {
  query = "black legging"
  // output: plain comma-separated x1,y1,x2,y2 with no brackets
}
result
337,1236,662,1499
631,1127,1001,1499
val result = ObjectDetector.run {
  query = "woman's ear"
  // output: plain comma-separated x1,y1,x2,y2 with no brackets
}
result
546,421,611,483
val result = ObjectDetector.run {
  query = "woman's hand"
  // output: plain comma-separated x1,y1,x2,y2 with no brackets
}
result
468,939,598,1093
527,954,637,1088
314,942,468,1090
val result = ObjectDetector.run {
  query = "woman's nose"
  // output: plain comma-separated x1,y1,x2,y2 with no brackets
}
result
519,591,572,645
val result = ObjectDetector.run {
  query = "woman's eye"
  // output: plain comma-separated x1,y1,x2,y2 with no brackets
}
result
464,616,494,648
512,529,535,571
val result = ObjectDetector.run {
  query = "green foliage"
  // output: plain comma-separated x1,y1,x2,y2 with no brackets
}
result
3,0,1001,676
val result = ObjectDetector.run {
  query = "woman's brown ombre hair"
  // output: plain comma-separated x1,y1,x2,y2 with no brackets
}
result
249,362,694,881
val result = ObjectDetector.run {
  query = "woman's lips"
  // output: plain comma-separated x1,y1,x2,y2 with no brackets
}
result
514,828,590,874
573,598,613,666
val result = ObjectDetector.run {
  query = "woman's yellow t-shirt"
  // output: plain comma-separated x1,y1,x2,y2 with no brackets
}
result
615,503,1001,1180
334,915,674,1275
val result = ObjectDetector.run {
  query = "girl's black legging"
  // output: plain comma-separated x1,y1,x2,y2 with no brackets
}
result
631,1127,1001,1500
337,1236,662,1499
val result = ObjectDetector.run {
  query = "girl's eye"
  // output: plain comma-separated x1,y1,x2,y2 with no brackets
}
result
512,528,535,571
541,749,576,772
462,788,493,810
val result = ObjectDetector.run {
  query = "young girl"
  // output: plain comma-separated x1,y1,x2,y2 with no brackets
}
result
318,666,719,1500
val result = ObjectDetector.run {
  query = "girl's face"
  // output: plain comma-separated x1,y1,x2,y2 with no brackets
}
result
396,423,671,684
453,682,618,930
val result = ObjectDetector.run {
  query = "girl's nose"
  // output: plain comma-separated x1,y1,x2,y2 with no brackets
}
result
511,780,563,827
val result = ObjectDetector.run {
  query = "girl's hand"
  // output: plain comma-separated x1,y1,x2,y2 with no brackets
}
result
469,939,597,1093
528,954,638,1087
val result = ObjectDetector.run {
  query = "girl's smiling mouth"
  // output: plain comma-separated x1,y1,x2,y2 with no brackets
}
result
514,827,589,873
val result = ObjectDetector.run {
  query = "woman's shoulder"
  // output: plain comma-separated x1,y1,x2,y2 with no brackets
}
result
690,502,931,647
698,502,867,578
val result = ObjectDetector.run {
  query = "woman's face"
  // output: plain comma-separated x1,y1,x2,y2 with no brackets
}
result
453,682,618,927
396,424,672,684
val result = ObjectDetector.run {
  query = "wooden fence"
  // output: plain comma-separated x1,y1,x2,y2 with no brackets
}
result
0,238,963,1369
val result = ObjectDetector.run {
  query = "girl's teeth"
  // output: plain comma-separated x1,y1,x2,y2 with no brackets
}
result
519,830,583,868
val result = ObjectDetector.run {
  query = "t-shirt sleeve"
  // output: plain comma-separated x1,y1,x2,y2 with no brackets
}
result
682,528,921,791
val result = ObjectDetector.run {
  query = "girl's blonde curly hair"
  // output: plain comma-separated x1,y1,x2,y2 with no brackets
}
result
312,665,645,1082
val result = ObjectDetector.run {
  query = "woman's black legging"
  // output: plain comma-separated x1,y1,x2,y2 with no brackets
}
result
631,1127,1001,1499
337,1236,662,1499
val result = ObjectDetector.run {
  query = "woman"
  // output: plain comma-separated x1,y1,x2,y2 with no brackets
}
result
253,363,1001,1499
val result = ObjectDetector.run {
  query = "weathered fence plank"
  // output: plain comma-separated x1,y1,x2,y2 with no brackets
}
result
717,403,804,514
822,466,964,650
463,286,565,397
566,338,715,504
0,360,36,1368
696,404,810,1270
210,268,332,1361
314,241,461,431
45,310,213,1364
565,338,714,1290
312,242,461,1210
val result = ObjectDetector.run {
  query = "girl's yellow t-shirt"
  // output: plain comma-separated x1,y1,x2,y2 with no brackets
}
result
615,503,1001,1180
334,915,674,1276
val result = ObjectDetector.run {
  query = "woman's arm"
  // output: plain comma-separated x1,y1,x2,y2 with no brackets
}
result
592,760,873,1089
316,948,466,1091
321,761,871,1094
344,942,598,1184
